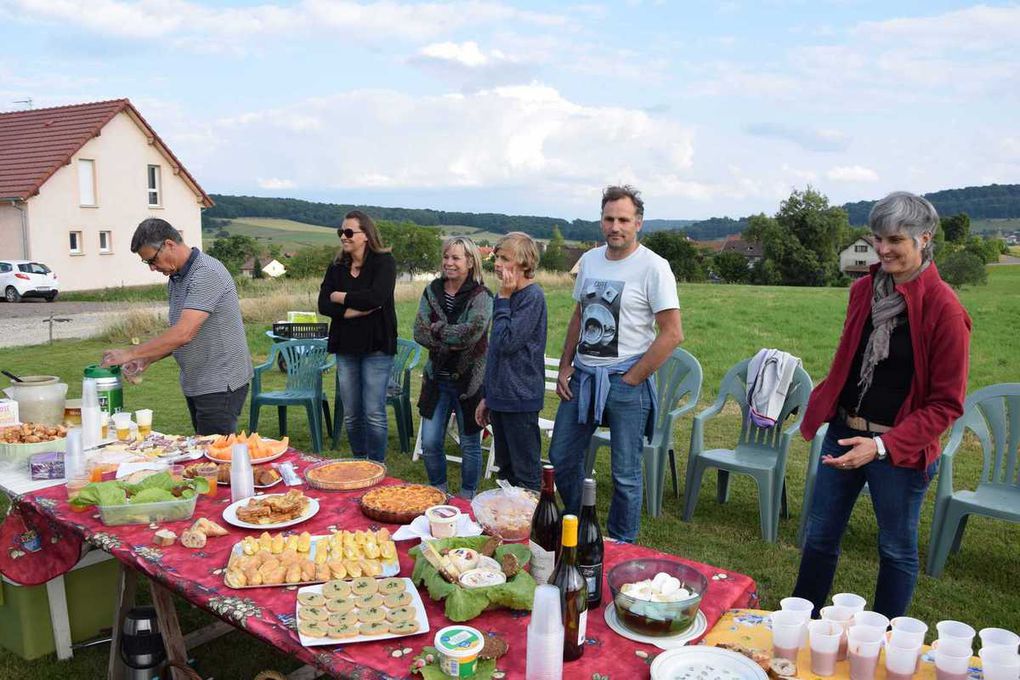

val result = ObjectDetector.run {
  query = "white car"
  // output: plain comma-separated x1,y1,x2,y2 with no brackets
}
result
0,260,60,302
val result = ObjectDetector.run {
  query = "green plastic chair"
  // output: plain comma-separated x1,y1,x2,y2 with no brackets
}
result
795,422,829,548
249,339,335,454
583,348,703,518
926,383,1020,577
682,357,813,543
331,339,422,453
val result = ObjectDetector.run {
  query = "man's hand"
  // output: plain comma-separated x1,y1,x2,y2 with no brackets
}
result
556,365,575,400
475,399,490,428
822,437,879,471
498,266,520,299
121,358,150,384
101,348,134,368
620,372,641,386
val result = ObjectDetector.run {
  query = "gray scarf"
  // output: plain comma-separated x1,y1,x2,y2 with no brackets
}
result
854,261,930,411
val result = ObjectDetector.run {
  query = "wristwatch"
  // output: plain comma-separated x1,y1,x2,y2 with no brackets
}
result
873,436,887,461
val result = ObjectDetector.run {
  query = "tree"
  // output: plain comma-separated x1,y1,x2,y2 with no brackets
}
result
713,250,750,283
540,226,567,271
206,234,259,275
252,257,264,279
286,245,336,279
774,187,848,278
941,213,970,243
377,220,442,275
940,251,987,288
642,231,706,282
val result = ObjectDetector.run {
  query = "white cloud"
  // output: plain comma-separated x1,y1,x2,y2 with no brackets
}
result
258,178,296,190
826,165,879,183
418,41,510,68
745,122,849,152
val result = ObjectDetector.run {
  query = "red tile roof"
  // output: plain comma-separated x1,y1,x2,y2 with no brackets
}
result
0,98,212,206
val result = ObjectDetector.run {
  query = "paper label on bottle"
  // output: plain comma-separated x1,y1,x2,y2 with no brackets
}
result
579,562,602,597
529,540,555,584
577,609,588,646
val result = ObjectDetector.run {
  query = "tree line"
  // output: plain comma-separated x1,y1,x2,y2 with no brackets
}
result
843,183,1020,225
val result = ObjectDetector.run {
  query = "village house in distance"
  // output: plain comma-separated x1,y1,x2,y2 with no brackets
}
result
0,99,212,291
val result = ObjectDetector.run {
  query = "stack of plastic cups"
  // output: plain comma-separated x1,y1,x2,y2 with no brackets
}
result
780,596,813,650
809,619,843,677
853,611,891,633
526,584,564,680
933,637,973,680
980,628,1020,654
832,593,867,615
821,605,855,660
847,624,885,680
230,443,255,503
888,617,928,679
81,378,101,450
979,647,1020,680
771,611,804,662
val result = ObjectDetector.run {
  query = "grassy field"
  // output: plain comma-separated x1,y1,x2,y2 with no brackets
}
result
970,217,1020,235
1,267,1019,678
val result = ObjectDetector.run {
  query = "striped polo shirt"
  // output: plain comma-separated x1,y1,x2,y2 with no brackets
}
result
167,249,253,397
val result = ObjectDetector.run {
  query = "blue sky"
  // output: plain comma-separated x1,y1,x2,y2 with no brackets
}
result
1,0,1017,220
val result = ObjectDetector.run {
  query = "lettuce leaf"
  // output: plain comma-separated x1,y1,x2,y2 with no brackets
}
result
409,536,536,622
130,488,176,504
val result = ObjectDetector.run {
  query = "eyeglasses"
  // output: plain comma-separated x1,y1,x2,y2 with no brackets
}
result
338,228,364,239
141,242,165,266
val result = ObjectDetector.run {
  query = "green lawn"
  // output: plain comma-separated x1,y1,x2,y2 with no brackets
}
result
1,268,1019,677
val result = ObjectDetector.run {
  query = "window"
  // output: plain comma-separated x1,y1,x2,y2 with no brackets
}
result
78,159,96,206
99,230,112,253
147,165,161,206
69,231,83,254
19,263,50,274
0,263,11,273
854,244,868,253
855,259,867,266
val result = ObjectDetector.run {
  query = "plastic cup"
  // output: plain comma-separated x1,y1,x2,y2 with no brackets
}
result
853,611,890,631
821,606,854,660
99,411,109,440
847,625,884,680
885,639,922,679
65,476,89,506
781,597,814,648
111,412,132,441
194,463,219,498
981,628,1020,653
891,616,928,648
810,619,843,676
936,637,973,656
135,409,153,437
934,643,973,680
979,647,1020,680
936,621,976,648
833,592,867,614
771,611,805,662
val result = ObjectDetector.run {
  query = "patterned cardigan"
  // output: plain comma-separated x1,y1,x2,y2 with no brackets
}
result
413,277,493,434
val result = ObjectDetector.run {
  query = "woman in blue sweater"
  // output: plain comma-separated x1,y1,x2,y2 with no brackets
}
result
475,232,548,492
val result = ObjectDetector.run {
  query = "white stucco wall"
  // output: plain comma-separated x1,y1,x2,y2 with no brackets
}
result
24,111,206,291
839,238,878,272
0,205,26,259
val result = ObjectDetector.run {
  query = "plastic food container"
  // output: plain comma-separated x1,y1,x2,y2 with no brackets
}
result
434,625,484,677
607,558,708,638
470,487,538,542
426,505,461,538
97,495,198,526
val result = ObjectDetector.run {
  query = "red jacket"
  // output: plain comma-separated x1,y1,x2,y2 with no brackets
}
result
801,263,972,470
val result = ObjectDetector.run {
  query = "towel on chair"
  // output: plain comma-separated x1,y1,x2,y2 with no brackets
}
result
746,348,800,428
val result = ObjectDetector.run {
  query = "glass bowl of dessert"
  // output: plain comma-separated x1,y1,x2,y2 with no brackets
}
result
607,558,708,637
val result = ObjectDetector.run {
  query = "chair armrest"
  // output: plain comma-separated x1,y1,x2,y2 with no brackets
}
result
805,423,827,469
252,350,277,395
406,347,422,371
932,425,963,502
321,354,336,372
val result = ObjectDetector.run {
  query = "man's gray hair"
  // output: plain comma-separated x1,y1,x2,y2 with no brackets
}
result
868,191,939,261
130,218,182,254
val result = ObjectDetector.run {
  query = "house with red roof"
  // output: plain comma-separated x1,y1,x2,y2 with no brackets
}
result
0,99,212,291
839,235,878,278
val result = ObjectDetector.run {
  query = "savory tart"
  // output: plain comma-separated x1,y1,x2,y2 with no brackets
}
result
305,460,385,491
359,484,447,524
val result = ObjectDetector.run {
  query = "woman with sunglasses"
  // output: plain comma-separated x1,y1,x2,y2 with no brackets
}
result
318,210,397,462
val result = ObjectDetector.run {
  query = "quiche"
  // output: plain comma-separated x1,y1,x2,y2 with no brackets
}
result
360,484,447,524
305,460,385,491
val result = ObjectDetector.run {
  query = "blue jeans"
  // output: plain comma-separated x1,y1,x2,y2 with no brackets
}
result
335,352,394,462
420,380,482,498
491,410,542,492
793,420,938,619
548,373,650,543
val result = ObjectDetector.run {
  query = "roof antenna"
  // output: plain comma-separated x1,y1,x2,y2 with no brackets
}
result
13,98,33,109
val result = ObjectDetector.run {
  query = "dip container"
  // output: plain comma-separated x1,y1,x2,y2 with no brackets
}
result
426,504,461,538
434,625,484,677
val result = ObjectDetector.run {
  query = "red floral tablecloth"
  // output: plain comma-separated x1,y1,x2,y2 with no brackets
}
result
18,450,757,679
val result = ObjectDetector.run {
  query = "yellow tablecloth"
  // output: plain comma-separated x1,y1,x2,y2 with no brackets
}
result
702,610,983,680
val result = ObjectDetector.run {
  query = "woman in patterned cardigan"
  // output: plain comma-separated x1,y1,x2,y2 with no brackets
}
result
414,236,493,499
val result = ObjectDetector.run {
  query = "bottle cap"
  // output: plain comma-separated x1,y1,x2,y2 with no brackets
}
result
581,478,596,506
561,514,578,547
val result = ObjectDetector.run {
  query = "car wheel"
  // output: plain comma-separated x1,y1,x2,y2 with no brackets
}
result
4,286,21,303
45,293,58,302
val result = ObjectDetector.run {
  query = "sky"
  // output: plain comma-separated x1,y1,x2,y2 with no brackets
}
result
1,0,1017,221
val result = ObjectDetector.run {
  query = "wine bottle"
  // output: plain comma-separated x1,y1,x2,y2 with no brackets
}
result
550,514,588,661
577,478,604,608
529,464,561,585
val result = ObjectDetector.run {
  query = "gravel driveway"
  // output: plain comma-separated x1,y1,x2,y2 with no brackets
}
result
0,299,166,348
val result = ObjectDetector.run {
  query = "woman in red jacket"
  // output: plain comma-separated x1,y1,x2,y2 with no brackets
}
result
793,191,971,619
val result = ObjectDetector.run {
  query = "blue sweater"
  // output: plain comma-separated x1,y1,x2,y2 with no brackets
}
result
482,283,548,412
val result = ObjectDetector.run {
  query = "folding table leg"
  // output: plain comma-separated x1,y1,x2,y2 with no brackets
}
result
149,579,190,680
108,563,138,679
45,575,73,660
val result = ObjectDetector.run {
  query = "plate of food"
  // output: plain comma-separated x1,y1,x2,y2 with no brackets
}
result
111,432,213,461
295,577,429,646
183,462,283,488
223,490,318,529
204,432,289,465
305,459,385,491
649,646,769,680
360,484,447,524
223,529,399,588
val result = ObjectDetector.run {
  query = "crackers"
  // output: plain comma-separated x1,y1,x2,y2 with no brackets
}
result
295,577,424,646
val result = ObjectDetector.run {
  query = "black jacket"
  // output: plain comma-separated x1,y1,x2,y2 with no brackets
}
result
317,250,398,355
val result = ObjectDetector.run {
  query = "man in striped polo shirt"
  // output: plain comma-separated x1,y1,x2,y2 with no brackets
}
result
101,219,253,435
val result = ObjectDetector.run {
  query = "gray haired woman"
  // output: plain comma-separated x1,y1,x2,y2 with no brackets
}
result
795,191,972,618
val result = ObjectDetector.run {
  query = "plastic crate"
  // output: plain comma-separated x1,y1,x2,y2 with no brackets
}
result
271,322,328,339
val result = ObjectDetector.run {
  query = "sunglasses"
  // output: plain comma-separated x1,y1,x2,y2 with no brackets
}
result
141,241,165,266
338,228,364,239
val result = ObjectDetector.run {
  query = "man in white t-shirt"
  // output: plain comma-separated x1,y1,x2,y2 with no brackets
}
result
549,185,683,543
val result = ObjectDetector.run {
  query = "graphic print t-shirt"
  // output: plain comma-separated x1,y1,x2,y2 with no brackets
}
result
572,245,679,367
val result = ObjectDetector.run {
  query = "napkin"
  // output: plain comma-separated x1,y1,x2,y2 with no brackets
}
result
115,461,170,480
392,513,483,541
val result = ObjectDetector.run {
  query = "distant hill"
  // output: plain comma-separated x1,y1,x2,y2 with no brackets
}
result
643,219,697,232
843,183,1020,226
